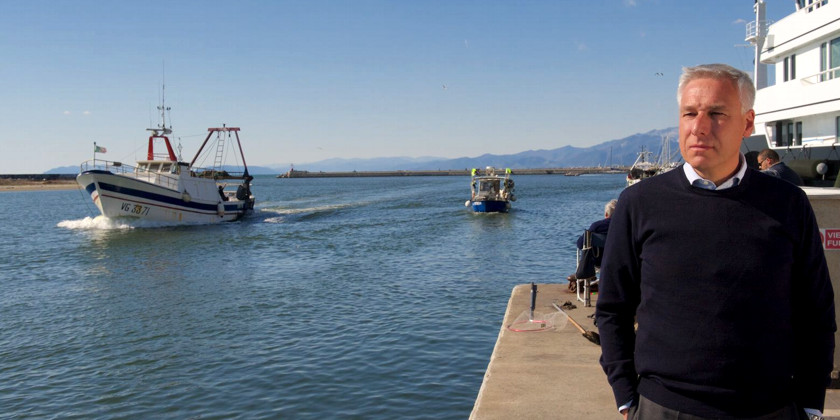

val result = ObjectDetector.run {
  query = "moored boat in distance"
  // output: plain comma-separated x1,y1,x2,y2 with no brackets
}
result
465,167,516,213
626,135,681,187
740,0,840,186
76,101,255,224
626,148,658,187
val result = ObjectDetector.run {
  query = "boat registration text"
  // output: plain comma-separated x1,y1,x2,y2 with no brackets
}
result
121,202,150,216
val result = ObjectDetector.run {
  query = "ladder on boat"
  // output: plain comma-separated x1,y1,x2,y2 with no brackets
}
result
213,131,226,170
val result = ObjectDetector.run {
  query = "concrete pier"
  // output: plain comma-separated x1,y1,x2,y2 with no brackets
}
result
471,283,840,419
470,283,618,419
472,188,840,419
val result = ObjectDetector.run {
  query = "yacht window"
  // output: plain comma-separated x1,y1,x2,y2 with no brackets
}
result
784,57,789,82
786,122,794,146
775,122,784,147
836,116,839,143
795,122,802,146
832,37,840,79
777,122,794,147
783,55,796,82
822,42,828,82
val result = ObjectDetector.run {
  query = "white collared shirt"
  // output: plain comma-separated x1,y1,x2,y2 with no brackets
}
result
682,154,747,190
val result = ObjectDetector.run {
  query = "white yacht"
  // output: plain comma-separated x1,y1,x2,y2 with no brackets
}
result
741,0,840,186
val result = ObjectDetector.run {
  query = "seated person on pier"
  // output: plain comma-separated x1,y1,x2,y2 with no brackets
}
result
567,199,617,286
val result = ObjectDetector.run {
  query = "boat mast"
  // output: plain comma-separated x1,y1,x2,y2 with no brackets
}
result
146,83,177,161
748,0,769,90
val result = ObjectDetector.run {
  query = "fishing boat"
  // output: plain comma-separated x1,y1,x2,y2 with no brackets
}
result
626,148,658,187
76,102,255,224
465,167,516,213
740,0,840,186
626,135,681,187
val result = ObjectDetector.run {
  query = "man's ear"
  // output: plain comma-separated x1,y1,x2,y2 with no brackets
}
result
742,109,756,138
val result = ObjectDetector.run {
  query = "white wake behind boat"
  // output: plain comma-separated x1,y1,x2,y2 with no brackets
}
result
77,111,255,224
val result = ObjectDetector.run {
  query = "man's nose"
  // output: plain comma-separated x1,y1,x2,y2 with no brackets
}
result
691,114,712,137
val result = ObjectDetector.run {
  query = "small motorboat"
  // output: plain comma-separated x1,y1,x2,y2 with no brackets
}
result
465,167,515,213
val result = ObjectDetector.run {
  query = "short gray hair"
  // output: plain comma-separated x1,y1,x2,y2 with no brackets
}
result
677,64,755,113
605,199,618,217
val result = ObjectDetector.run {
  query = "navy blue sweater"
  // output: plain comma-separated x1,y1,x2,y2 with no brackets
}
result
596,165,835,417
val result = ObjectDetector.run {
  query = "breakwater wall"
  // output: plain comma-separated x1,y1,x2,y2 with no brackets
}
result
278,167,628,178
0,174,77,181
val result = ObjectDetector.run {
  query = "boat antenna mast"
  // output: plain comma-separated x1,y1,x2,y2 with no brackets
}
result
746,0,769,90
145,80,178,162
152,82,173,137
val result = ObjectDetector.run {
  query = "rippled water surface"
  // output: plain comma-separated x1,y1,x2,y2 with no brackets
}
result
0,174,624,419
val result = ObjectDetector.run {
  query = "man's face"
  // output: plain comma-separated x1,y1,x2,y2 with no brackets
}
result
758,155,773,170
678,77,755,183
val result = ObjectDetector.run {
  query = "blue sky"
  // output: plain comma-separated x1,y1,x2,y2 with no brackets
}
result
1,0,790,174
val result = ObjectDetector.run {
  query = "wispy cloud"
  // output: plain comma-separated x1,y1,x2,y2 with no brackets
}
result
733,18,747,25
575,41,588,51
63,110,71,115
624,0,637,6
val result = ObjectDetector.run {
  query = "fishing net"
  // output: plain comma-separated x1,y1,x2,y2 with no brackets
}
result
506,283,568,332
507,309,567,332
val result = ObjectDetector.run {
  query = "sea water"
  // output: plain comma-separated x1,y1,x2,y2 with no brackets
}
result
0,174,624,419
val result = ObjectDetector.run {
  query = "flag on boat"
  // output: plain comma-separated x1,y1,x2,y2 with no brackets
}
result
94,144,107,153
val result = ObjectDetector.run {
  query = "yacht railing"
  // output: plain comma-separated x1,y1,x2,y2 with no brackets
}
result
745,20,771,41
801,68,840,84
803,135,840,146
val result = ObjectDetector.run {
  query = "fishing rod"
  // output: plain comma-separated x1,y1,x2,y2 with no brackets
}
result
552,302,600,345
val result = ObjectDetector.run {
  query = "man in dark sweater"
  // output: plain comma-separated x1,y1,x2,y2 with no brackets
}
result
758,148,805,186
596,64,835,419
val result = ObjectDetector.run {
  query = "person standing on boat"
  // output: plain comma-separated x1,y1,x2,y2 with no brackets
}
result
758,148,804,186
596,64,835,419
567,199,617,283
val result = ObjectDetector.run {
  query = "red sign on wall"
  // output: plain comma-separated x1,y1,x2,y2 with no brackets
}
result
820,229,840,250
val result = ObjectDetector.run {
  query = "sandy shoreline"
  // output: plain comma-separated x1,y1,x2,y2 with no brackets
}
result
0,179,80,192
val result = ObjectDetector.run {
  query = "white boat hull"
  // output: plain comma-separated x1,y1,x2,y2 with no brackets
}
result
77,170,253,224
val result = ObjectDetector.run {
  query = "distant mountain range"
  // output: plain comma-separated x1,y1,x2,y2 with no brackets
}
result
283,127,680,173
46,127,679,175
